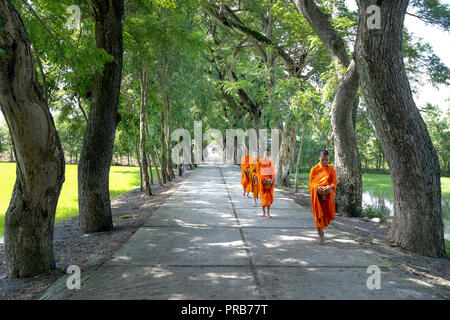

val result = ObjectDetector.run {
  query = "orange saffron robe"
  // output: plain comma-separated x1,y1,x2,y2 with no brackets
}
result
241,155,251,192
249,157,259,199
257,158,275,206
309,162,338,229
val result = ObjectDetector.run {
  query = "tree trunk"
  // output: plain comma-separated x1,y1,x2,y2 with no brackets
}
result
355,0,444,257
160,109,168,184
148,152,154,185
132,106,143,191
295,0,362,217
294,128,305,193
160,55,168,184
162,54,175,181
140,68,151,196
78,0,124,233
0,0,65,277
152,146,163,187
331,60,362,217
275,119,297,187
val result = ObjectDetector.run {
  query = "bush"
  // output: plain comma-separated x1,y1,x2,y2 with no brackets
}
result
362,205,387,219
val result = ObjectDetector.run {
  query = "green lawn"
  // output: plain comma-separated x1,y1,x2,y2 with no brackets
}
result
0,163,144,236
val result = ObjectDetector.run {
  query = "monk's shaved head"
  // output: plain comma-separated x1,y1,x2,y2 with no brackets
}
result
319,150,330,167
319,150,329,157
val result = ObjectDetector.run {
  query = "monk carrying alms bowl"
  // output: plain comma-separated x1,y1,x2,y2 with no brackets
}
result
241,149,251,198
245,168,250,180
317,186,331,200
309,150,338,245
257,150,275,218
262,178,273,190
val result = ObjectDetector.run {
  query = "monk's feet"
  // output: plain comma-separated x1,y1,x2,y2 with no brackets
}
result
319,237,325,245
259,214,266,217
267,215,272,219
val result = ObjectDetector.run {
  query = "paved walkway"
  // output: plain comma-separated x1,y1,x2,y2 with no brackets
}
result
42,165,447,299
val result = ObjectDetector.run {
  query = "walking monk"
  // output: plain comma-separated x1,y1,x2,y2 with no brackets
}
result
249,151,259,207
257,150,275,218
309,150,338,245
241,149,251,198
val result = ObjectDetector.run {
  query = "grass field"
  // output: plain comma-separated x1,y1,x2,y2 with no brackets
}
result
0,163,144,236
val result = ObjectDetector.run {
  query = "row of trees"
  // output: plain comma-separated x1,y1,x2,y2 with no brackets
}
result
3,99,449,175
0,0,448,277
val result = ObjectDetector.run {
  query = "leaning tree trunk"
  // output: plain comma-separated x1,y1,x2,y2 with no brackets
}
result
0,0,65,277
331,61,362,217
295,0,362,217
355,0,444,257
140,68,151,196
275,119,297,187
78,0,124,233
294,128,305,193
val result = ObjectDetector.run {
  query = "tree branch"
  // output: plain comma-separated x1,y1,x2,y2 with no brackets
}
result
295,0,350,68
205,2,307,78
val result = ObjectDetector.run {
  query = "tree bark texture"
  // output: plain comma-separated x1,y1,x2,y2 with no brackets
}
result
355,0,444,257
140,68,151,196
162,54,175,181
294,128,305,192
151,146,163,186
78,0,124,233
131,106,143,191
331,60,362,217
0,0,65,277
160,108,168,184
275,120,297,187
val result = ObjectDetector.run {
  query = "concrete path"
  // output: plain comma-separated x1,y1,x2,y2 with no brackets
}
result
42,165,447,299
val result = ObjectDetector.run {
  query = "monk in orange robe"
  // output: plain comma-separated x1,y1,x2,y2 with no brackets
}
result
249,151,259,207
241,149,251,198
309,150,338,245
257,150,275,218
